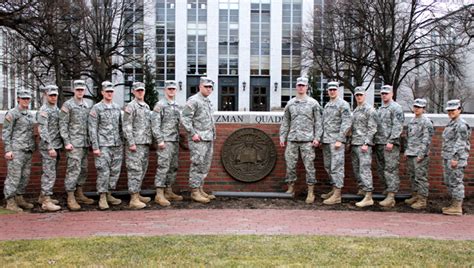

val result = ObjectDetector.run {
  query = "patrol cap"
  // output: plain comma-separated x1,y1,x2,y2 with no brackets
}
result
165,80,177,89
296,77,308,86
200,77,214,87
445,99,461,111
354,86,366,95
327,81,339,90
413,98,427,108
101,81,114,92
17,89,32,99
133,82,145,91
380,85,393,94
73,80,87,90
45,85,59,96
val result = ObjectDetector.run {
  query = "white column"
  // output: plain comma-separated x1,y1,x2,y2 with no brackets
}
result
270,0,282,110
175,1,188,105
207,1,219,108
238,1,251,111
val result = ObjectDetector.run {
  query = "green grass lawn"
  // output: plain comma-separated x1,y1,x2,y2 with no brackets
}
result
0,208,14,215
0,235,473,266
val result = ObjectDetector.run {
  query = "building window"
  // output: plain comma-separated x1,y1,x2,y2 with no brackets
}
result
250,0,270,76
374,75,383,108
124,68,143,102
156,0,176,88
187,0,207,75
219,0,239,75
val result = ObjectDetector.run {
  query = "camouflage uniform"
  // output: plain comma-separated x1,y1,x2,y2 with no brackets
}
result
152,99,181,188
351,102,377,192
123,99,152,194
60,98,90,192
89,101,123,193
181,92,216,189
442,117,471,201
280,95,322,185
38,103,63,196
2,106,35,199
405,114,434,197
374,100,404,193
321,98,352,188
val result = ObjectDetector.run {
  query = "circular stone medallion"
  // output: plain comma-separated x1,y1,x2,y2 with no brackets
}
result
221,128,277,182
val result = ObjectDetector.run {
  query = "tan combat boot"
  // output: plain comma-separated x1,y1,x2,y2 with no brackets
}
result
191,188,210,204
5,197,23,212
41,196,61,212
305,185,315,204
321,187,335,200
411,195,427,210
165,187,183,201
286,183,295,195
75,186,95,205
15,195,33,209
200,187,216,200
155,188,171,207
38,193,59,205
99,193,109,210
323,188,341,205
442,200,463,216
379,192,396,208
129,193,146,209
404,192,418,205
67,191,81,211
356,192,374,208
106,192,122,205
138,194,151,204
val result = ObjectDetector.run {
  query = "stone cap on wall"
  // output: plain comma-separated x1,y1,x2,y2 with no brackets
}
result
0,110,473,127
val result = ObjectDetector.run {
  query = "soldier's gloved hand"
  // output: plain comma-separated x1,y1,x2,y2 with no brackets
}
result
385,143,394,151
4,151,13,160
129,144,137,152
334,141,342,150
451,159,458,168
93,149,101,157
65,144,74,151
312,139,320,147
192,134,201,142
48,149,57,158
158,142,166,149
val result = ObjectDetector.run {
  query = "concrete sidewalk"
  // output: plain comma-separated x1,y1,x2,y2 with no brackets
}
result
0,209,473,241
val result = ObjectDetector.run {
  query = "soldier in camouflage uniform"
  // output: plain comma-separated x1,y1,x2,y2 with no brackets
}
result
441,99,471,216
123,82,152,209
279,77,322,204
152,80,184,206
89,81,123,210
181,77,216,204
60,80,94,211
350,87,377,208
404,98,434,210
37,85,62,212
374,85,404,207
2,89,35,212
320,81,352,205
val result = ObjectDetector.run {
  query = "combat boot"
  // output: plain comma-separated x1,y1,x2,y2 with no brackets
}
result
99,193,109,210
379,192,396,208
41,196,61,212
165,187,183,201
5,197,23,212
155,188,171,207
305,185,315,204
129,193,146,209
75,186,95,205
442,200,463,216
404,192,418,205
67,191,81,211
411,196,427,210
15,195,33,209
286,183,295,195
200,187,216,200
191,188,210,204
138,194,151,204
356,189,365,196
356,192,374,208
106,192,122,205
323,188,341,205
321,187,335,200
38,193,59,205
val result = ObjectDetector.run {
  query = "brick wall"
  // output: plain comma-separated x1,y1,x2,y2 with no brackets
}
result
0,122,473,197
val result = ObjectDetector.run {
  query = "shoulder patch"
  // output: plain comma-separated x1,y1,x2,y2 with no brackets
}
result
61,106,69,113
124,106,132,114
89,110,97,118
40,111,48,118
5,113,12,122
153,105,161,113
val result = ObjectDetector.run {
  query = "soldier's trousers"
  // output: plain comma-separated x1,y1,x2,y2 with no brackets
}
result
188,140,213,188
155,141,179,188
64,147,88,192
375,144,400,193
443,159,465,201
407,156,429,197
40,149,60,196
284,141,316,185
3,150,32,199
126,144,149,193
322,143,345,188
95,146,123,193
351,145,373,192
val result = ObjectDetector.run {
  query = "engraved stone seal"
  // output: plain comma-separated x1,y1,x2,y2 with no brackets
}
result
221,128,277,182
